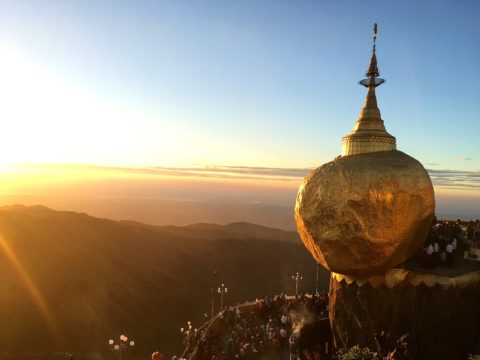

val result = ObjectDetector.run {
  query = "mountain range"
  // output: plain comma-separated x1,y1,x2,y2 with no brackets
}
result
0,205,329,359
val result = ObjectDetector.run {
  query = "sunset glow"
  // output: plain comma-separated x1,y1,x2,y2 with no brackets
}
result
0,1,477,227
0,2,479,358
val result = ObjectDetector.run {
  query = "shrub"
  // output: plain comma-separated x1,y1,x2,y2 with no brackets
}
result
335,345,375,360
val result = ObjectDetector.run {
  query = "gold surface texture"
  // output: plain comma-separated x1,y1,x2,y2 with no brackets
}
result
294,150,435,276
341,80,396,156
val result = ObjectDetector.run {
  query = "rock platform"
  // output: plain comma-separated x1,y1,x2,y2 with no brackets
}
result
329,260,480,360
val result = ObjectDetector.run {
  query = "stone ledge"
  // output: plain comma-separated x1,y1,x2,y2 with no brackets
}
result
332,267,480,289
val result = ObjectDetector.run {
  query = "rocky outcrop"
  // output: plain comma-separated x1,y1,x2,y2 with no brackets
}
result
329,272,480,360
295,150,435,276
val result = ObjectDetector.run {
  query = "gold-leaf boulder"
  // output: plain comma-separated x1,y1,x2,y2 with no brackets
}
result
295,150,435,276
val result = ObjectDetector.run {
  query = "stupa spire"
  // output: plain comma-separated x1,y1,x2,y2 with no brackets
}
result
359,23,383,121
341,23,396,157
366,23,379,78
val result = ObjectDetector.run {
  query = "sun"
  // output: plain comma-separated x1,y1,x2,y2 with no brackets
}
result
0,39,185,167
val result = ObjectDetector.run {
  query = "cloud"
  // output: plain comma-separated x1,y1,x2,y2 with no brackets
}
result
22,163,314,182
15,163,480,191
153,165,480,191
427,169,480,191
131,164,313,181
126,165,480,191
456,156,473,161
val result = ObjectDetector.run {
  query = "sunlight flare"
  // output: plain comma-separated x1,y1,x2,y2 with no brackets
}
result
0,232,61,341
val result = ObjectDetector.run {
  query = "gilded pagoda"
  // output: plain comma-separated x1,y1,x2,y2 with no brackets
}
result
341,23,396,156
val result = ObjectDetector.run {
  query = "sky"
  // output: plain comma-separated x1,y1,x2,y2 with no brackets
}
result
0,0,478,222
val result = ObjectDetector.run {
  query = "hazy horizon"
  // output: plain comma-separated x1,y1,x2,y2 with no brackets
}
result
0,163,478,230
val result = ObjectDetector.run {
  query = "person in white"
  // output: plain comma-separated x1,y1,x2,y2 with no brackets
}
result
426,244,434,255
432,242,439,266
446,243,454,267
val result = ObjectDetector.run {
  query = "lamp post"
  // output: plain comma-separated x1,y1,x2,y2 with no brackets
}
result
217,283,228,311
292,272,303,297
180,321,198,355
315,264,320,295
108,334,134,360
211,266,217,318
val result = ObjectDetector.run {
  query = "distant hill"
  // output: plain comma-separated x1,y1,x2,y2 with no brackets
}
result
0,205,328,359
152,221,300,242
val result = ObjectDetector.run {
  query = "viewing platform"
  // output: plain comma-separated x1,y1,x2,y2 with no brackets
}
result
179,294,332,360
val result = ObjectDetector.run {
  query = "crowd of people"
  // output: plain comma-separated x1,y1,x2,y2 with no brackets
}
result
170,218,480,360
420,218,480,268
179,293,330,360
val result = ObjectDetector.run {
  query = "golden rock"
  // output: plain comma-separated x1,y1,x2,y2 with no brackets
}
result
294,150,435,276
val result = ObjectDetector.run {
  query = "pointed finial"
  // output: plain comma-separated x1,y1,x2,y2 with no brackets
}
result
360,22,384,87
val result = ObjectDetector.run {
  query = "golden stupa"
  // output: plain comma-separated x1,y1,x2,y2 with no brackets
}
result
295,24,435,276
341,23,396,156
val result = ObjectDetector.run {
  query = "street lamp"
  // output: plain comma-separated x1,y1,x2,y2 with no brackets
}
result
211,265,218,318
180,321,192,336
180,321,198,355
292,272,303,296
217,283,228,311
108,334,135,360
